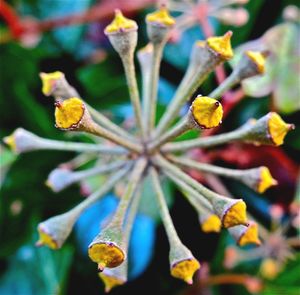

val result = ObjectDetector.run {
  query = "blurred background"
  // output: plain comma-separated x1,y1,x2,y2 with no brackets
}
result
0,0,299,294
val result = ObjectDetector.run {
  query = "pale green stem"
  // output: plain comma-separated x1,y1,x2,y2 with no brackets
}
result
35,137,128,154
162,125,249,152
110,158,147,229
209,72,240,99
70,164,132,215
65,160,130,186
149,167,182,246
162,168,213,213
153,154,221,203
145,43,164,135
148,115,191,151
86,121,142,153
121,53,145,139
169,156,250,179
59,152,97,169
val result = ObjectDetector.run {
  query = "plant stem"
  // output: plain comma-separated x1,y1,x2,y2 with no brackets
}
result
162,125,249,152
121,53,145,139
149,167,182,246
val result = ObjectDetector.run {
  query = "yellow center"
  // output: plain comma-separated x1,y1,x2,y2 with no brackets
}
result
223,200,247,228
268,112,293,146
171,259,200,284
257,167,277,193
146,7,175,26
37,227,58,249
40,71,63,96
207,31,233,60
88,242,125,269
238,223,261,246
3,133,17,152
192,96,223,129
55,97,85,129
260,258,280,279
99,273,124,293
246,51,266,74
105,10,137,34
201,214,222,233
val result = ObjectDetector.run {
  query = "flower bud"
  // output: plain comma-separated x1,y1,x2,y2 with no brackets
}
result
244,112,295,146
206,31,234,61
260,258,281,279
228,222,261,246
40,71,64,96
146,6,175,44
239,166,277,193
36,209,79,249
170,243,200,284
99,263,127,292
190,95,223,129
199,213,222,233
46,168,74,192
104,10,138,56
212,197,248,228
4,128,43,153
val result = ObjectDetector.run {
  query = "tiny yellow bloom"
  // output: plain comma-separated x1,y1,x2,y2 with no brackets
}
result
88,242,125,271
105,10,137,34
37,225,58,250
191,96,223,129
55,97,85,130
40,71,63,96
257,167,277,193
171,258,200,284
3,133,17,152
146,6,175,26
223,200,247,228
260,258,281,280
238,222,261,246
268,112,294,146
207,31,233,60
246,51,266,74
99,273,125,293
201,214,222,233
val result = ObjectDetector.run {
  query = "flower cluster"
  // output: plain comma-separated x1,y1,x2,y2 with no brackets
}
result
4,6,295,292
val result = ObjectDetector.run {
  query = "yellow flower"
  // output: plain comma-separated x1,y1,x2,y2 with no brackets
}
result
3,133,17,152
88,242,125,271
238,222,261,246
146,6,175,26
105,10,137,34
201,214,222,233
223,200,247,228
40,71,63,96
171,258,200,284
98,273,125,293
191,96,223,129
257,167,277,193
36,225,58,250
207,31,233,60
260,258,281,280
246,51,266,74
268,112,295,146
55,97,85,130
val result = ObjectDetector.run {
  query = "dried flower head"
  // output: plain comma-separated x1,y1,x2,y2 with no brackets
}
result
3,6,295,291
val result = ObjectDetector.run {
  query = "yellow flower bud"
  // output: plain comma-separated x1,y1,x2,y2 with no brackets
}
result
238,222,261,246
207,31,233,60
260,258,281,279
245,51,266,74
257,167,277,193
222,200,247,228
3,133,17,152
36,226,58,249
55,97,85,130
201,214,222,233
146,6,175,27
171,258,200,284
88,242,125,271
40,71,64,96
105,10,137,34
268,112,295,146
191,96,223,129
99,272,125,293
